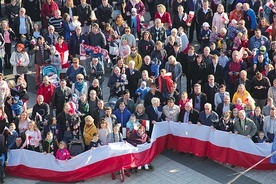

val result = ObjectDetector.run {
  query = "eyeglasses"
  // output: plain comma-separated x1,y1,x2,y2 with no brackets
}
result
125,30,130,32
131,49,136,51
77,78,84,81
73,62,78,64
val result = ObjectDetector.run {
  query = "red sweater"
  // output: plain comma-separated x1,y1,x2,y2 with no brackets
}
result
37,83,55,104
155,12,172,27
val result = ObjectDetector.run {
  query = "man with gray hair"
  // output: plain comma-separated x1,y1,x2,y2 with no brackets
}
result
198,103,219,128
178,102,199,124
48,10,63,35
13,7,33,39
234,110,257,138
149,18,167,42
145,97,163,135
44,25,59,45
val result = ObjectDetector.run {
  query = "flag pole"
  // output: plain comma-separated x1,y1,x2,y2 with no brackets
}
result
227,150,276,184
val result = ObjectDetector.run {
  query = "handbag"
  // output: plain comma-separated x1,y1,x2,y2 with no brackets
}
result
16,66,28,74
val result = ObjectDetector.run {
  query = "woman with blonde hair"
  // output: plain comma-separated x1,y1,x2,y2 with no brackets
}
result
83,115,97,150
154,4,172,28
62,0,78,18
71,73,88,97
212,4,229,33
21,121,42,152
1,20,15,70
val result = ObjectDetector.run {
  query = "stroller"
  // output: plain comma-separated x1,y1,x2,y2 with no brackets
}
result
0,134,5,183
68,140,85,157
68,120,85,157
42,65,60,87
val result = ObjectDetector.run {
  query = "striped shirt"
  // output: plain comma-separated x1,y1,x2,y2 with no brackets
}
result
48,17,63,35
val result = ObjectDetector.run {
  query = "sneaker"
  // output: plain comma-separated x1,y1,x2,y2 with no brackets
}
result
111,173,116,180
137,166,142,170
144,164,149,170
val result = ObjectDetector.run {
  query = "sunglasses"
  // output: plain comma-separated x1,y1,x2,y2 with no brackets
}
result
131,49,136,51
125,30,130,32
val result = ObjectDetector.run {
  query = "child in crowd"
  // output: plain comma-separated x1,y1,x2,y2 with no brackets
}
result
107,124,123,143
210,42,220,56
6,123,18,150
218,50,229,68
69,94,79,113
43,116,60,141
97,119,110,145
88,79,103,99
163,23,171,36
83,115,97,150
150,58,161,78
42,132,58,155
118,37,131,59
235,98,245,111
217,28,227,50
241,33,249,48
126,114,140,135
109,34,120,66
178,92,192,109
256,131,267,143
199,22,211,52
78,94,89,133
232,32,243,51
55,141,70,161
33,23,42,39
18,35,31,52
89,132,103,149
227,19,238,41
158,69,173,98
69,16,81,31
11,95,23,117
135,81,150,102
63,122,73,144
49,45,62,77
62,13,72,41
209,26,218,43
107,124,126,180
116,74,128,96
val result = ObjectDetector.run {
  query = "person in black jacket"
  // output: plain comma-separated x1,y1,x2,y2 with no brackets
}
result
216,95,234,118
88,23,106,48
96,0,113,30
144,82,164,108
13,7,33,40
69,26,89,58
178,102,199,124
189,83,207,112
52,80,72,116
207,55,224,85
6,0,20,30
31,95,50,123
196,0,213,38
202,75,219,108
125,60,142,101
62,0,78,17
77,0,95,34
138,31,155,59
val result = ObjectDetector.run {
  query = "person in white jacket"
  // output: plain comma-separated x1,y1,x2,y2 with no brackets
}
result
10,43,30,81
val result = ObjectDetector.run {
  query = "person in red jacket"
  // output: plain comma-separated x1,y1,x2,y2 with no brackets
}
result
154,4,172,28
158,69,173,98
37,76,55,105
41,0,59,30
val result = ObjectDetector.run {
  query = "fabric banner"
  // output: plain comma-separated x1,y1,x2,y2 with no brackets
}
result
6,122,276,182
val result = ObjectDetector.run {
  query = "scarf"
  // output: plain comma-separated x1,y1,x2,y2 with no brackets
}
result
130,53,136,58
75,81,84,93
81,43,110,63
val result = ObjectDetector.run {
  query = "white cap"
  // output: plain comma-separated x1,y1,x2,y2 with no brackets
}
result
202,22,210,27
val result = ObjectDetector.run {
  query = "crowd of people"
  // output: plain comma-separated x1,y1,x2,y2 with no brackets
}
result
0,0,275,180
